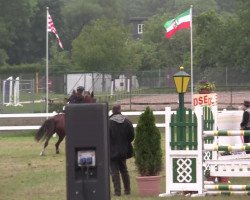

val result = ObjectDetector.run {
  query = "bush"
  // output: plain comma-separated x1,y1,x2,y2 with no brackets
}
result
49,102,65,113
134,106,162,176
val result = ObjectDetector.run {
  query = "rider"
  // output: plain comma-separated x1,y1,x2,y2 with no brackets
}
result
68,86,85,104
62,86,85,112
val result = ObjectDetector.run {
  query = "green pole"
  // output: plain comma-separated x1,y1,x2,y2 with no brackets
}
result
179,92,184,149
179,93,184,111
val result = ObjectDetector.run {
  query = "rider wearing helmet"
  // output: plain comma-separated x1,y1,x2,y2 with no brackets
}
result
68,86,85,104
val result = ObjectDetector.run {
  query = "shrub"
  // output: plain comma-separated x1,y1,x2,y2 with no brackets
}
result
49,102,64,113
134,107,162,176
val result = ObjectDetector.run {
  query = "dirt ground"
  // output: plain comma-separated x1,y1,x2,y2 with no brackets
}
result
116,90,250,111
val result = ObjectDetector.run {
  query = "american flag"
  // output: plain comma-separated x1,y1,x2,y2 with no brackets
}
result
47,12,63,49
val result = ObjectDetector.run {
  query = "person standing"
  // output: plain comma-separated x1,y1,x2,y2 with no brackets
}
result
240,100,250,146
109,104,134,196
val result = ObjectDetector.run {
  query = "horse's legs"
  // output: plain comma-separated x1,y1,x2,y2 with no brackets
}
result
55,134,65,154
40,135,53,156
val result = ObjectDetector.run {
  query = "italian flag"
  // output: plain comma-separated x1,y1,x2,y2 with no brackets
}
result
164,9,191,39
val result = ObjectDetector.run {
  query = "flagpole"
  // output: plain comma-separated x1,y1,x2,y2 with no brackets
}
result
190,5,194,108
46,7,49,114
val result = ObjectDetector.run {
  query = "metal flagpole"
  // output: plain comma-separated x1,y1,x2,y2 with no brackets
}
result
46,7,49,114
190,5,194,108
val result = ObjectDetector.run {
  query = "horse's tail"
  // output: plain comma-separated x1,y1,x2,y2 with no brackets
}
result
35,118,55,142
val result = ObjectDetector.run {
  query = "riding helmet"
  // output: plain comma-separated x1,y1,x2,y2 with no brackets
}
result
77,86,85,92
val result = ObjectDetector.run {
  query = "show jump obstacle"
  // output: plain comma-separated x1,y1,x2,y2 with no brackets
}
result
2,76,22,106
159,105,250,197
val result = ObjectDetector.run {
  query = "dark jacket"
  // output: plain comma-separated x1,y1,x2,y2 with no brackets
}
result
241,109,250,130
68,93,84,104
109,113,134,161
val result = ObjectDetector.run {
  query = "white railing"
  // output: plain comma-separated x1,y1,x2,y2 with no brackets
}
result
0,113,57,131
120,110,173,128
0,110,172,131
0,109,243,131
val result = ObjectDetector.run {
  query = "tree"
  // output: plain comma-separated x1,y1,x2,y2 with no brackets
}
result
0,49,8,66
134,106,162,176
133,106,162,196
0,20,10,65
71,18,135,73
140,14,191,70
215,0,237,13
49,43,71,73
61,0,103,50
194,11,226,69
0,0,38,64
234,0,250,69
193,1,250,71
29,0,64,63
0,0,247,74
0,0,65,65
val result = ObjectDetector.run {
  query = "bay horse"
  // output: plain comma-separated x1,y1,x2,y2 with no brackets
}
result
35,92,96,156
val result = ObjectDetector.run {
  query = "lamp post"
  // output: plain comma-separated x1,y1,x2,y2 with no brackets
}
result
173,66,190,108
173,66,191,149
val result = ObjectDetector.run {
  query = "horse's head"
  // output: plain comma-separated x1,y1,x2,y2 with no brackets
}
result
83,91,96,103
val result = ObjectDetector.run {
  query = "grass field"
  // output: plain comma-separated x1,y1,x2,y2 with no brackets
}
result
0,132,249,200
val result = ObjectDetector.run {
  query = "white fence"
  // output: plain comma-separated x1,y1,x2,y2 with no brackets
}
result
109,110,172,128
0,113,57,131
0,109,243,131
0,111,169,131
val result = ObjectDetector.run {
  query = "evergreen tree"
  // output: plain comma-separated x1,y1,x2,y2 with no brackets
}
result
134,107,162,176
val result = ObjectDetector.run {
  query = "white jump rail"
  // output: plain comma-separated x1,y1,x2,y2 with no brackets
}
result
120,110,175,128
0,113,57,131
0,109,242,131
0,110,176,131
206,160,250,177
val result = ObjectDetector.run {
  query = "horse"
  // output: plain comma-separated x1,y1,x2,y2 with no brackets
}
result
34,92,96,156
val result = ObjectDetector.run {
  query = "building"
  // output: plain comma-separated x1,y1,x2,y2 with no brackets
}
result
129,17,148,39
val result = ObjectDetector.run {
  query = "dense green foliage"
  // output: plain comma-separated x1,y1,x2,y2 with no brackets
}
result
134,107,162,176
71,18,138,73
0,0,249,74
